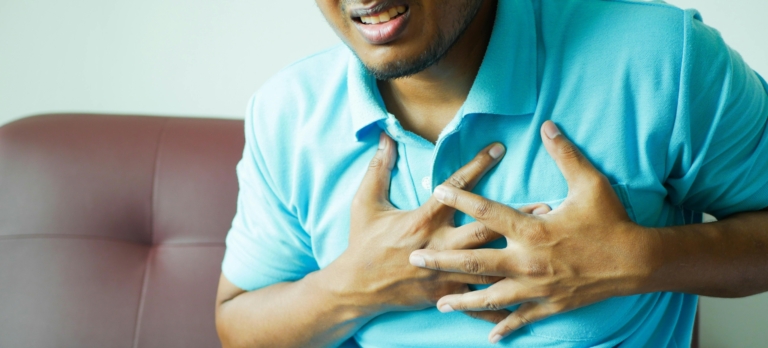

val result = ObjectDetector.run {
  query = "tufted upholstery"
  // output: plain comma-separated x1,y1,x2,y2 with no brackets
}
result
0,114,243,348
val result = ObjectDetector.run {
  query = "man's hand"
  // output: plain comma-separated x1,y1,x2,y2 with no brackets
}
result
328,132,550,316
408,121,657,343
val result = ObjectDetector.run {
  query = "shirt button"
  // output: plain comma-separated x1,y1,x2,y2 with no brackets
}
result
421,176,431,190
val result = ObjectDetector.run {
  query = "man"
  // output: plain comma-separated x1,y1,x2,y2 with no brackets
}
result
215,0,768,346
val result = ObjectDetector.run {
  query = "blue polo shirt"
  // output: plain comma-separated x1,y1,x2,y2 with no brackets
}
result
222,0,768,346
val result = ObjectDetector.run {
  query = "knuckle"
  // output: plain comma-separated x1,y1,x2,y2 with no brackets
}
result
521,220,548,244
461,253,483,274
501,324,515,334
482,295,502,311
472,225,492,244
368,155,386,170
557,142,581,161
511,311,533,326
472,200,493,219
583,174,607,190
523,260,548,278
446,173,470,189
431,258,442,271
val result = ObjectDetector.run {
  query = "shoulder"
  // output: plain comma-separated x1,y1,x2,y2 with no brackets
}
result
245,44,352,145
250,44,351,119
538,0,703,62
242,44,356,197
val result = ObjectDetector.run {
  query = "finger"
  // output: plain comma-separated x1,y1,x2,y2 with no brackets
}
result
432,184,527,234
518,203,551,215
420,142,505,216
540,121,606,193
410,249,518,277
436,279,527,312
463,309,511,324
352,133,397,210
444,272,504,285
444,204,550,250
488,303,555,344
445,222,503,250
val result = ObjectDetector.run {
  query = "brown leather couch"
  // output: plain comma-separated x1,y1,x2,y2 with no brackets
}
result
0,114,243,348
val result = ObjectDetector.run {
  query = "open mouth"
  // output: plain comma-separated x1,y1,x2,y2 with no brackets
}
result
353,5,408,25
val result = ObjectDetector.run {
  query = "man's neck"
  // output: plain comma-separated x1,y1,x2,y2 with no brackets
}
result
378,0,497,143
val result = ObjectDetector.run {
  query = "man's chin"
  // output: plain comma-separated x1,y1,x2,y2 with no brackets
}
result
363,61,427,80
360,52,444,80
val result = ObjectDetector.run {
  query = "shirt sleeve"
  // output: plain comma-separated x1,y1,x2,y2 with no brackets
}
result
221,94,319,291
665,10,768,220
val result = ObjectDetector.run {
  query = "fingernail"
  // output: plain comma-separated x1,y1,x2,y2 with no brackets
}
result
543,122,561,140
378,133,386,149
490,334,503,344
532,206,549,215
409,254,426,268
489,144,505,159
438,304,454,313
433,186,447,202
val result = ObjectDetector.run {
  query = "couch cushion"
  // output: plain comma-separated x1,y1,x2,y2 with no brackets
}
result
0,114,243,348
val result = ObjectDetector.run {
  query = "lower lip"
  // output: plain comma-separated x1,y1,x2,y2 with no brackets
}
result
353,11,410,45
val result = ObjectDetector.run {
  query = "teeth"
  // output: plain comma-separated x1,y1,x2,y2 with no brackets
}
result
359,5,407,24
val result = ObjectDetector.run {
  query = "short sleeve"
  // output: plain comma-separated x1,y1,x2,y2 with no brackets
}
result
665,10,768,219
221,94,319,291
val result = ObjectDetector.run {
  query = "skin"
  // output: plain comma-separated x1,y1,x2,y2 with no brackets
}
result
217,0,768,346
317,0,497,142
410,122,768,342
216,135,550,347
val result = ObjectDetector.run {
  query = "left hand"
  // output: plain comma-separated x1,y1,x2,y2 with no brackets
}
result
408,121,658,344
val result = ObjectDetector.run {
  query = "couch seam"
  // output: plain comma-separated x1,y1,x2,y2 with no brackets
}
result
132,248,154,348
131,118,168,348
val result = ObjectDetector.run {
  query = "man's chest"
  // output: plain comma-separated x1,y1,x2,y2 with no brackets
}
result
302,109,674,269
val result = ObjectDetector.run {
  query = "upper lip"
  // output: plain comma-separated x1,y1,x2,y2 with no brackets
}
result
348,0,407,18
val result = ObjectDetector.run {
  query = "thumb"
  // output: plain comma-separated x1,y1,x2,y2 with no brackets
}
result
540,121,604,192
353,132,397,211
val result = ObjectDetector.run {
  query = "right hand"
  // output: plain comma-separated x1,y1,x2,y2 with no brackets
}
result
329,133,550,317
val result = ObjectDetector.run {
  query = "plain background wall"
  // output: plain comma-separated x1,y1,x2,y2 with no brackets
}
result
1,1,766,347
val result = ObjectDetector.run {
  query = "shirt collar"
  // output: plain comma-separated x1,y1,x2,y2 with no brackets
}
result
349,0,538,141
348,57,389,140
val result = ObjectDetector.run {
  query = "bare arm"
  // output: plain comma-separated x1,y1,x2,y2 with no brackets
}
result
215,268,372,348
649,207,768,298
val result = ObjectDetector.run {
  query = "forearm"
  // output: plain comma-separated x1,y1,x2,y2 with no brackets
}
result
647,208,768,297
216,268,374,348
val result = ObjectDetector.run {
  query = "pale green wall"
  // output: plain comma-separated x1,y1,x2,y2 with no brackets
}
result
1,1,767,346
0,0,340,125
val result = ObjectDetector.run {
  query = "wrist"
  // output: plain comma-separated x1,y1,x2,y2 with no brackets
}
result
635,224,664,293
618,222,665,295
312,253,383,320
